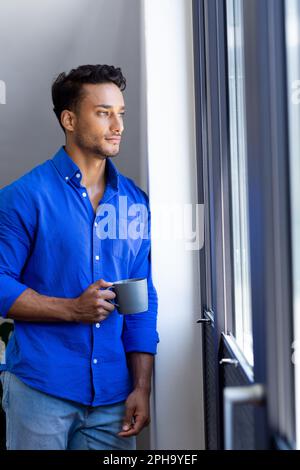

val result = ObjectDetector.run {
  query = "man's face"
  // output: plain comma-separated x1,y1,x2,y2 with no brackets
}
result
68,82,125,158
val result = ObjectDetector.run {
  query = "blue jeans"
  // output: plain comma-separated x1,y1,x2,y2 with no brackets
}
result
0,371,136,450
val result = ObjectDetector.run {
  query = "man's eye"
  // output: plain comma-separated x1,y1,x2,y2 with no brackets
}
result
97,111,125,117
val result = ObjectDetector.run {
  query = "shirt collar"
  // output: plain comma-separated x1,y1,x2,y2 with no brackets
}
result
52,146,119,191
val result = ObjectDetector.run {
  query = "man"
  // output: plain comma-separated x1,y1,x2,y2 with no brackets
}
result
0,64,159,450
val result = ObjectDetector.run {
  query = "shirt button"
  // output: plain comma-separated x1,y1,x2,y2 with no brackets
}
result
95,255,100,261
82,192,87,197
93,358,98,364
65,176,69,180
96,323,100,328
94,222,98,227
76,173,81,178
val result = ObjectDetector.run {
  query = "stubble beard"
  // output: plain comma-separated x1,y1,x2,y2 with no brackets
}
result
74,132,119,159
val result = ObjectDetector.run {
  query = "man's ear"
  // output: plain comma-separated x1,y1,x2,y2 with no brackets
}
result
60,109,76,133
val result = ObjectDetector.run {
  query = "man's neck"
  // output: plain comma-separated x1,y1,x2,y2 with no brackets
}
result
64,142,107,189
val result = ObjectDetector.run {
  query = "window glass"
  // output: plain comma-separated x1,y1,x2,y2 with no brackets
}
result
226,0,253,365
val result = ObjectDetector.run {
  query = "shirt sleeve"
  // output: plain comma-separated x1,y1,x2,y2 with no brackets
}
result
122,197,160,355
0,183,35,318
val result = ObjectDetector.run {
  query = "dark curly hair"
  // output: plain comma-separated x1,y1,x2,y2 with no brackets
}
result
51,64,126,132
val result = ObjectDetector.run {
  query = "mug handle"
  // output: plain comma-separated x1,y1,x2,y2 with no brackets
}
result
106,285,119,308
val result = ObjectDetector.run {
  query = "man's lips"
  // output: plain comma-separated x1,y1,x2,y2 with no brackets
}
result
106,137,121,143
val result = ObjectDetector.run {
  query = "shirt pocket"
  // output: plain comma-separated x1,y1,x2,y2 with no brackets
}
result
112,217,143,261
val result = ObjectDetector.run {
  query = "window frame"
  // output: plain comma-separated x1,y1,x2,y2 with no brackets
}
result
242,0,295,448
193,0,295,449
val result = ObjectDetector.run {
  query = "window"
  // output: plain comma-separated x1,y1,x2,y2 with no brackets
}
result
226,0,253,365
285,0,300,449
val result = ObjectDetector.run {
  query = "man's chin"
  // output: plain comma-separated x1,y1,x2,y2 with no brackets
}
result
105,146,120,158
92,147,120,158
107,152,119,158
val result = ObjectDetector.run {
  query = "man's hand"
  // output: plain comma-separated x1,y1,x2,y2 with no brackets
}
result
71,279,116,323
118,388,151,438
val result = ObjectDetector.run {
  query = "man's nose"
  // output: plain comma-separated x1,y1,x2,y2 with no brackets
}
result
110,114,124,134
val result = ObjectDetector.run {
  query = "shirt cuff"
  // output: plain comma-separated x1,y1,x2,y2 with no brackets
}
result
122,328,160,355
0,276,28,318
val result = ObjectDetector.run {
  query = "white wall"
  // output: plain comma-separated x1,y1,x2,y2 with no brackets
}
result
142,0,205,450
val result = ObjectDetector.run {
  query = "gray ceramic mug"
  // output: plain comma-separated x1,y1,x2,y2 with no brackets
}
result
107,277,148,314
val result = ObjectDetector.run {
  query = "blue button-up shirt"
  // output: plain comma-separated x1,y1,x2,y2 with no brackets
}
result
0,146,159,406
